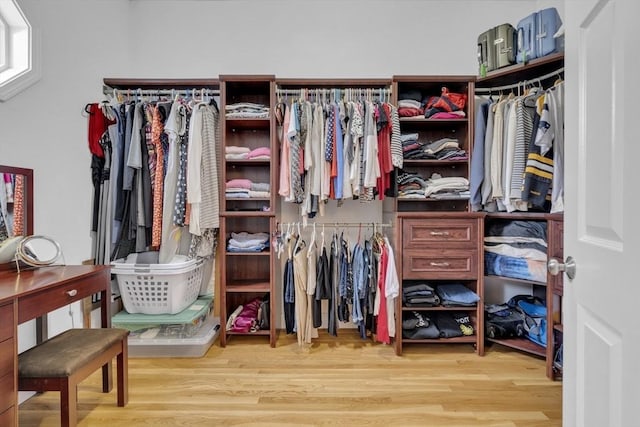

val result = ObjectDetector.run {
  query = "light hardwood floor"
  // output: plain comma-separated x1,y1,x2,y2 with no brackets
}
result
19,330,562,426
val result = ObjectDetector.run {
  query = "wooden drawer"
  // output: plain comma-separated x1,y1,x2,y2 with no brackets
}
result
18,273,106,324
0,303,13,342
0,370,15,414
0,406,15,427
0,338,13,378
403,219,479,249
403,249,478,279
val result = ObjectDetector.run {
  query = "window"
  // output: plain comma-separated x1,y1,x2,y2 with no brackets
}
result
0,0,40,101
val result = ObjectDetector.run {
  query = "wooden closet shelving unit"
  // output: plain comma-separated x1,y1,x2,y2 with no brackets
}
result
219,75,277,347
390,76,484,356
474,54,565,380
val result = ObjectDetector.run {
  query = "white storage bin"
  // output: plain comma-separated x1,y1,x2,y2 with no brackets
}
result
111,257,204,315
127,315,220,358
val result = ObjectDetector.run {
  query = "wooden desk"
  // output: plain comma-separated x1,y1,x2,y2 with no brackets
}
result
0,265,111,427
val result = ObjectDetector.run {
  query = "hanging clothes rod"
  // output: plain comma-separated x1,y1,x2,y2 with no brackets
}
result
275,87,392,101
278,221,393,228
474,66,565,94
102,85,220,97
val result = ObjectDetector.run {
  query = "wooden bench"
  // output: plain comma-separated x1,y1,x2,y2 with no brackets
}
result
18,328,129,427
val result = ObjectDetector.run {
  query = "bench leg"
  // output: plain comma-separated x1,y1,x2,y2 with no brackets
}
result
117,342,128,407
60,378,77,427
102,361,113,393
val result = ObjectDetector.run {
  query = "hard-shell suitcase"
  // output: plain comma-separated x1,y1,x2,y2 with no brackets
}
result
517,7,563,63
536,7,562,57
494,23,517,68
516,11,537,63
477,28,496,74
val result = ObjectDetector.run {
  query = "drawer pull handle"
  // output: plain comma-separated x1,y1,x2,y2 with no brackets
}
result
430,231,450,237
66,289,78,297
430,262,450,267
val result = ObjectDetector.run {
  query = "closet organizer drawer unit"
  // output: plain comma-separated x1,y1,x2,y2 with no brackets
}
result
0,302,13,342
0,407,15,427
403,249,478,279
403,219,478,249
0,339,15,413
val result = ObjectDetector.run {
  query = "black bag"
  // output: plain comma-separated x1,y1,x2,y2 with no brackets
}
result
258,295,270,330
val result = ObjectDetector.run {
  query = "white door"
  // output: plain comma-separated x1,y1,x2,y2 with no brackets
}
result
564,0,640,426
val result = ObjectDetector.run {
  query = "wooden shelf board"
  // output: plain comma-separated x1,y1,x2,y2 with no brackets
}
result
554,323,564,333
399,117,468,124
485,211,564,220
484,274,547,287
226,281,271,292
225,251,270,256
398,198,470,202
221,211,275,217
486,337,546,358
225,117,271,129
402,306,477,311
402,159,468,165
475,52,564,88
402,336,477,344
225,159,270,165
226,330,271,336
103,78,220,89
225,197,271,201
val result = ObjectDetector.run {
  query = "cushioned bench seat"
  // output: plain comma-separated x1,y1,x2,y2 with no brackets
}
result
19,328,129,427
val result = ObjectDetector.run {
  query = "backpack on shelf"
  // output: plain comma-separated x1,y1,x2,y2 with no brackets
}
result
508,295,547,347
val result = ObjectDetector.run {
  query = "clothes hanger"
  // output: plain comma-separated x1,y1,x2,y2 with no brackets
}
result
310,222,317,251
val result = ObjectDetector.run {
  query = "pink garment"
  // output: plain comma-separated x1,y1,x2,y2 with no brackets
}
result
225,178,252,189
278,105,292,197
231,298,261,332
398,107,423,117
429,112,466,119
247,146,271,159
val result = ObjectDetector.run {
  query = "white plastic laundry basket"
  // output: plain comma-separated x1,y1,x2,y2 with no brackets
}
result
111,257,204,315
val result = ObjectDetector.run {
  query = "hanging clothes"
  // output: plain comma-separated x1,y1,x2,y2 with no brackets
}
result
276,94,400,214
88,92,221,264
470,82,564,214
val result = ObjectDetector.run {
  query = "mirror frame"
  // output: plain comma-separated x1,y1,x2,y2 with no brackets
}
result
17,235,62,267
0,164,34,271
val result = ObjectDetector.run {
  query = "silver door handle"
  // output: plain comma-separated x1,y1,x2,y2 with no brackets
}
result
547,256,576,280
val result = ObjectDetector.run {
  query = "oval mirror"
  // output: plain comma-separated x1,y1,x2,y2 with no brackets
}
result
17,235,62,267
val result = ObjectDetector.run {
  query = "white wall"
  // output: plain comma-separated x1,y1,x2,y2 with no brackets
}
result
1,0,545,332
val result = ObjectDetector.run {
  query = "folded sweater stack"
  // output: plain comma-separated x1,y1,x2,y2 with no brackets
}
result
225,146,271,160
227,231,270,253
226,178,271,199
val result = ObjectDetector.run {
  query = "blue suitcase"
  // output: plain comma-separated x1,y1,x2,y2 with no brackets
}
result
536,7,562,57
517,7,563,63
516,11,537,63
